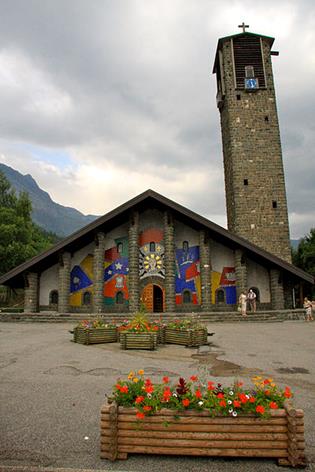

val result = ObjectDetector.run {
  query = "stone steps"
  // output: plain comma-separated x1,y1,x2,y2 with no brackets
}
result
0,309,305,323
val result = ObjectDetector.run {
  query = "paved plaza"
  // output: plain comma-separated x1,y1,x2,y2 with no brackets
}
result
0,321,314,472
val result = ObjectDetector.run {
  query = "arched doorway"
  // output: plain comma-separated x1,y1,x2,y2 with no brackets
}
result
141,284,165,313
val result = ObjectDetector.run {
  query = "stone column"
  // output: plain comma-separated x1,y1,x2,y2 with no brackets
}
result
128,210,139,313
270,268,284,310
24,272,39,312
199,230,212,311
58,252,71,313
234,249,247,300
164,211,175,312
93,232,106,313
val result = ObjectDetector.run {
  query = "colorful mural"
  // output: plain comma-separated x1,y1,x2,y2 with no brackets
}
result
103,237,129,306
175,245,201,304
211,266,236,304
70,254,94,306
139,228,165,280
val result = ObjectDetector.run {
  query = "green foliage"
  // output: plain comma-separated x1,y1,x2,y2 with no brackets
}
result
292,228,315,276
0,171,56,276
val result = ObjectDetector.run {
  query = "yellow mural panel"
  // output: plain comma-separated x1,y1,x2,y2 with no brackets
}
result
211,271,221,304
81,255,94,280
70,290,82,307
195,276,201,303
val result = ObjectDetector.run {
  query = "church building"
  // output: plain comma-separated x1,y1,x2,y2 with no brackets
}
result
0,27,313,313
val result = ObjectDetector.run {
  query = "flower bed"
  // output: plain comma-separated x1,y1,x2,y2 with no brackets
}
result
100,372,306,466
165,319,207,347
73,320,118,345
120,332,158,350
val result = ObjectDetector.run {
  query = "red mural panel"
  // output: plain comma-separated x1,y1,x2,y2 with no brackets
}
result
139,228,163,246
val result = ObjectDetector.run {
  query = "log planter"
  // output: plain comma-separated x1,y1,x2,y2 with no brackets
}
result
119,332,158,350
100,402,306,467
165,327,208,347
73,327,117,345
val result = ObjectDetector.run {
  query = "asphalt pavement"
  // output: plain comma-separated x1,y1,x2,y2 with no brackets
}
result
0,321,314,471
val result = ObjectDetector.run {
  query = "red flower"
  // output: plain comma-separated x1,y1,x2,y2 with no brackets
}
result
238,393,248,404
182,398,190,407
135,396,145,404
207,381,215,391
136,412,145,419
233,400,241,408
269,401,278,409
190,375,198,382
143,405,152,411
115,384,122,391
163,376,169,384
120,385,128,393
249,397,256,403
236,381,244,387
219,400,226,407
284,387,292,398
145,378,152,386
256,405,265,414
263,379,270,385
217,392,225,399
264,390,270,396
195,389,202,399
145,385,154,394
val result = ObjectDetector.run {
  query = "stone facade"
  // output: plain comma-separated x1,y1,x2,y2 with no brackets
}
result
58,252,71,313
128,210,140,313
93,232,106,313
199,230,212,311
24,272,39,312
215,33,291,263
234,249,247,299
164,211,176,312
270,268,285,309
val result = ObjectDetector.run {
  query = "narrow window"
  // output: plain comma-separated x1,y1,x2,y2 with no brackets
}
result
265,115,269,122
116,291,124,304
183,241,189,251
272,200,278,208
245,65,255,78
82,291,92,306
244,179,248,186
183,290,192,304
117,242,123,254
236,94,241,101
150,241,156,252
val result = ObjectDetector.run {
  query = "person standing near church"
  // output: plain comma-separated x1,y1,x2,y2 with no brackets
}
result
303,297,314,321
247,289,256,312
239,291,247,317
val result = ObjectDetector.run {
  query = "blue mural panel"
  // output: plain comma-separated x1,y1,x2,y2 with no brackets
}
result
70,265,93,293
225,286,237,304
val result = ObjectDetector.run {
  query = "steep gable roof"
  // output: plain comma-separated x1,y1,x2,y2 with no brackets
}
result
0,189,313,286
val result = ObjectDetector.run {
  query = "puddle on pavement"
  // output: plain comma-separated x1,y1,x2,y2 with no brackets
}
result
275,367,310,374
44,366,121,377
191,351,261,376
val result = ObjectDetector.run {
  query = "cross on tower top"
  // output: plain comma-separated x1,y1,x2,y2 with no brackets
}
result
238,22,249,33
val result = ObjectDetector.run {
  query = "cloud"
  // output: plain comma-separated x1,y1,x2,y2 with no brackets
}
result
0,0,314,238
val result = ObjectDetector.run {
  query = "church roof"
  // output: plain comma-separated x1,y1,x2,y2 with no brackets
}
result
0,189,313,287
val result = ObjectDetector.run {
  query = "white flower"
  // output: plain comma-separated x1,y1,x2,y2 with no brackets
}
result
198,401,204,406
229,391,234,396
232,411,238,417
229,408,233,413
172,393,178,397
246,394,250,399
147,393,152,399
228,400,232,405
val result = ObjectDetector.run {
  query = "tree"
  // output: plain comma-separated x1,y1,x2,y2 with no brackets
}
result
0,171,56,276
292,228,315,298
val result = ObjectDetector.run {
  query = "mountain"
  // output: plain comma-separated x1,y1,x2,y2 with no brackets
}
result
0,163,99,237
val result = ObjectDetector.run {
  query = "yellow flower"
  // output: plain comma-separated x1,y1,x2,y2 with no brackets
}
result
133,377,139,383
128,371,134,380
138,369,144,376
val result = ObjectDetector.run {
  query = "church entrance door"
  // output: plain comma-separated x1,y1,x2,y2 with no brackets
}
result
141,284,165,313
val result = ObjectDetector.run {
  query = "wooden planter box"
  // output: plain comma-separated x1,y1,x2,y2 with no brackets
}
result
100,402,306,467
73,327,117,345
120,332,158,350
165,327,207,347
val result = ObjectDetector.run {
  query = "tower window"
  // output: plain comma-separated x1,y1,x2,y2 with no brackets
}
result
150,241,156,252
272,200,278,208
245,65,255,78
265,116,269,122
244,179,248,186
236,94,241,101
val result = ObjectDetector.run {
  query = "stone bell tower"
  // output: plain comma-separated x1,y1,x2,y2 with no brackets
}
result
213,24,291,263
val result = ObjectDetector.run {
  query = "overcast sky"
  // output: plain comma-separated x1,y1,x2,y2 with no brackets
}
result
0,0,314,239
